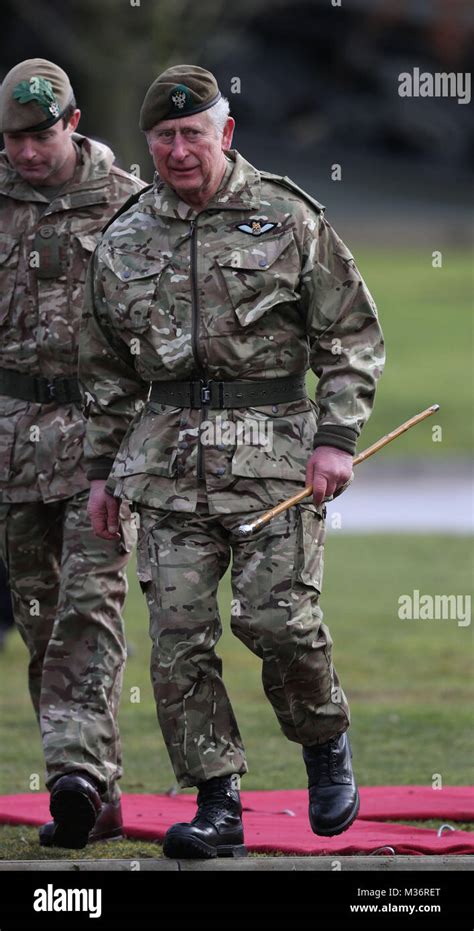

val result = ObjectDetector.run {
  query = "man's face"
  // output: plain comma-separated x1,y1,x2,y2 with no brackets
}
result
3,110,80,186
147,110,235,205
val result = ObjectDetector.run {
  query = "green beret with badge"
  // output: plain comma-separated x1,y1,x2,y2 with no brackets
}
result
139,64,221,131
0,58,74,133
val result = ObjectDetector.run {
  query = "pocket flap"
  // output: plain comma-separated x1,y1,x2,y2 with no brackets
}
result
231,402,317,481
218,230,295,271
231,442,305,482
102,247,170,281
75,232,101,253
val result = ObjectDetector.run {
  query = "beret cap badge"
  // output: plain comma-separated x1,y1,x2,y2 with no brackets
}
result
12,76,60,118
170,85,192,112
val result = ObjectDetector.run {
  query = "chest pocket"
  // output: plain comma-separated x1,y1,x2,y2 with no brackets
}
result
217,230,301,327
69,231,101,291
101,246,170,332
0,234,20,325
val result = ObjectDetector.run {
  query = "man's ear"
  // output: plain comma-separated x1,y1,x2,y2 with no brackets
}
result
222,116,235,151
67,109,81,134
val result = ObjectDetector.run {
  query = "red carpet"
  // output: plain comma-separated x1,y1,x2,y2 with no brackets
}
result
1,787,472,855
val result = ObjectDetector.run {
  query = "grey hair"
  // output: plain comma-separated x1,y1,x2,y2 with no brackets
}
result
207,96,230,136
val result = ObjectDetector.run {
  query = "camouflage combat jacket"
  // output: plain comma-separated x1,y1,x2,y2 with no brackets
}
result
0,134,145,502
79,149,385,514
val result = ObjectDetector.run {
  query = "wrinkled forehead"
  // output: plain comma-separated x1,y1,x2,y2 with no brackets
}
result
150,110,214,135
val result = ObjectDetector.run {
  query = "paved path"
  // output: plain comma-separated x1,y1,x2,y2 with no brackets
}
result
325,459,473,534
0,856,471,871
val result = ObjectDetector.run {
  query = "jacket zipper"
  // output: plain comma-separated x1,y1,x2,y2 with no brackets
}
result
189,218,203,374
188,204,250,481
189,216,206,480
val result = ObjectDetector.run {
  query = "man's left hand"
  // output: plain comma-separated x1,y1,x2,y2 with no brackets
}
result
306,446,353,506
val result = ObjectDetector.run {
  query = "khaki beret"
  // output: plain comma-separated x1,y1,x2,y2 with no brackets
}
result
139,64,221,131
0,58,74,133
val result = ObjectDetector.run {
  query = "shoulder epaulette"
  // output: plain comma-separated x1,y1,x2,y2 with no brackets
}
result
102,183,153,234
259,171,325,215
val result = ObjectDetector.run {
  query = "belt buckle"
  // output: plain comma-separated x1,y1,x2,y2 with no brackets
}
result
200,380,211,406
34,376,54,403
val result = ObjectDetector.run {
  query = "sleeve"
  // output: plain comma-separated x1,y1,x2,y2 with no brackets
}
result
300,214,385,456
78,249,149,480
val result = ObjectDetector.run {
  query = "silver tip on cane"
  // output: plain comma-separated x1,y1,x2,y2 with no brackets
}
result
238,523,254,536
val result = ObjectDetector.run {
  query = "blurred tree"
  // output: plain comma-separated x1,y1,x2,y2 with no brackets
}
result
2,0,272,172
1,0,472,184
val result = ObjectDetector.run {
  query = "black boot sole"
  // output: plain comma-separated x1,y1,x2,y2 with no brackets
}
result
49,790,98,849
163,834,248,860
310,789,360,837
39,825,123,848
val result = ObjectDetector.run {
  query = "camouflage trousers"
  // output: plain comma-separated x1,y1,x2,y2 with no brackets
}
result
0,490,133,803
136,498,350,788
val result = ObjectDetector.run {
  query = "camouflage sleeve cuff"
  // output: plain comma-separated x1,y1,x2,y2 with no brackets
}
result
86,458,115,480
313,425,358,456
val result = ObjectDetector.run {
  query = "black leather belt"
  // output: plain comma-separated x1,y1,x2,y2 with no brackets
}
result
150,374,307,409
0,367,81,404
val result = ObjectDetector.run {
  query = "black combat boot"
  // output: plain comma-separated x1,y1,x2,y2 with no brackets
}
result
163,775,247,859
39,772,122,849
303,731,360,836
39,798,123,848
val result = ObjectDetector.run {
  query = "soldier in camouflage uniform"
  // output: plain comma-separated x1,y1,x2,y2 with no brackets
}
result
0,59,146,848
79,65,385,858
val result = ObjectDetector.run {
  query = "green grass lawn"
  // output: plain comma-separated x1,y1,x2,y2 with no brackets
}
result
0,247,472,857
308,249,473,458
1,533,472,859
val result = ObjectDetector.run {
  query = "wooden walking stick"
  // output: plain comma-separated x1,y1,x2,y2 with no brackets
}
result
238,404,440,536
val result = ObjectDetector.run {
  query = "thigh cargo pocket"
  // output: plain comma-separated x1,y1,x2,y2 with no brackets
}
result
295,502,326,594
118,501,138,556
136,521,154,592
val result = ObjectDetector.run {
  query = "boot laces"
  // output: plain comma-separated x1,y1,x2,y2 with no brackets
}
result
196,779,236,822
306,735,340,783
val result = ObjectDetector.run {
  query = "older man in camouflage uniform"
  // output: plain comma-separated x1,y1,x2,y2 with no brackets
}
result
79,65,384,858
0,59,145,848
